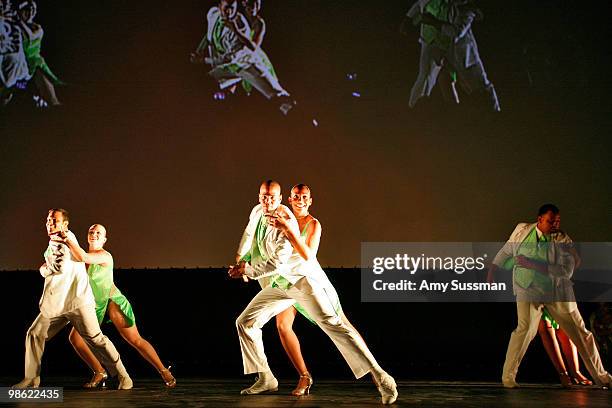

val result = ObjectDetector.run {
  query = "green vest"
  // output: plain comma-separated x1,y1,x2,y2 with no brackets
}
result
421,0,452,50
514,227,552,292
242,215,268,264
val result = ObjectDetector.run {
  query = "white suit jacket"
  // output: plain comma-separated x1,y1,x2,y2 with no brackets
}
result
237,204,330,289
492,222,576,296
38,231,95,318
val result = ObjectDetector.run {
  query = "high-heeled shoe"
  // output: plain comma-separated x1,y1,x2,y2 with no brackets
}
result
159,366,176,388
559,371,573,389
571,371,593,386
291,372,313,396
83,371,108,389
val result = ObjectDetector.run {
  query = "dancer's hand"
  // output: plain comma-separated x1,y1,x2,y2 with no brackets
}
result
190,51,204,64
515,255,548,274
266,210,290,231
223,16,239,32
515,255,533,269
228,261,246,279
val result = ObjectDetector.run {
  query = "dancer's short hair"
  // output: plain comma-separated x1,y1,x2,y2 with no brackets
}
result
49,208,69,222
538,204,559,216
261,180,281,191
291,184,311,194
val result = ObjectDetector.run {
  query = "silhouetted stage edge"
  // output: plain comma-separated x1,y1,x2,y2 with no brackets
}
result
1,378,610,407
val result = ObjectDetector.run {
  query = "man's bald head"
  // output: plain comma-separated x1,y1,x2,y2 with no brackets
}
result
259,180,281,195
259,180,282,213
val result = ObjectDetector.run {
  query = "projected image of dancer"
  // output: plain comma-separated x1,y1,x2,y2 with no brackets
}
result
238,0,280,98
13,210,133,390
0,0,29,106
17,1,62,107
59,224,176,389
404,0,500,111
488,204,612,389
190,0,294,115
228,181,398,404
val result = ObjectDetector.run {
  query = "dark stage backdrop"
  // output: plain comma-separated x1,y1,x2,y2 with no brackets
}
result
1,1,612,270
2,268,604,382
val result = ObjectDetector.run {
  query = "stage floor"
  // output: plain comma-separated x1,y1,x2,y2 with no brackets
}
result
1,378,611,407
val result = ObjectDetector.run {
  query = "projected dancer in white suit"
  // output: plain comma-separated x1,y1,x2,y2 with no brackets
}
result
190,0,294,114
228,180,398,404
406,0,500,111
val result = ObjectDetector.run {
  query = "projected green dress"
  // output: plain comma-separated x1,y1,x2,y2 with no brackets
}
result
21,33,62,84
88,261,135,327
241,18,277,95
204,7,287,98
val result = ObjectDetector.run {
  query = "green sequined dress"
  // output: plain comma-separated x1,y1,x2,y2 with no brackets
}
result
87,260,135,327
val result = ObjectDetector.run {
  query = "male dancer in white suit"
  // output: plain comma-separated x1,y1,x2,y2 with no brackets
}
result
228,180,398,404
13,209,132,389
488,203,612,388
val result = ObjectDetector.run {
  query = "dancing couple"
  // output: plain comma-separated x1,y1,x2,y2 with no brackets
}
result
1,1,61,107
190,0,294,114
14,209,175,389
489,204,612,389
228,181,398,404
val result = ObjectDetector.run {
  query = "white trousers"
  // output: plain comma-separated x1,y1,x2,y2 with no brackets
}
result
24,306,127,379
236,278,378,378
209,49,289,100
502,301,612,385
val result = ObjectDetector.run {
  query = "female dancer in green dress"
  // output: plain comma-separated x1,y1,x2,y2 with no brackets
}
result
239,0,278,95
17,1,61,106
63,224,176,388
537,214,592,387
265,184,356,396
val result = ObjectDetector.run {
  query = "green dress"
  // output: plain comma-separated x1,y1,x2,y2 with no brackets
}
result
87,260,135,327
21,30,63,84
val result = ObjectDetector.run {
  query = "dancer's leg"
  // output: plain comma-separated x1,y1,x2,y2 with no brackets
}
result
409,43,442,107
68,327,105,372
23,313,68,380
236,287,296,374
538,320,567,373
108,301,175,386
68,306,129,382
33,70,60,106
288,281,378,379
287,280,397,404
237,64,289,100
546,302,612,385
502,301,542,385
557,327,592,384
276,307,309,375
108,301,164,372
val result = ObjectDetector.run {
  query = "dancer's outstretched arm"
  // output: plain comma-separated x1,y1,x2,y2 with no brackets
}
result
62,234,111,265
251,16,266,47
